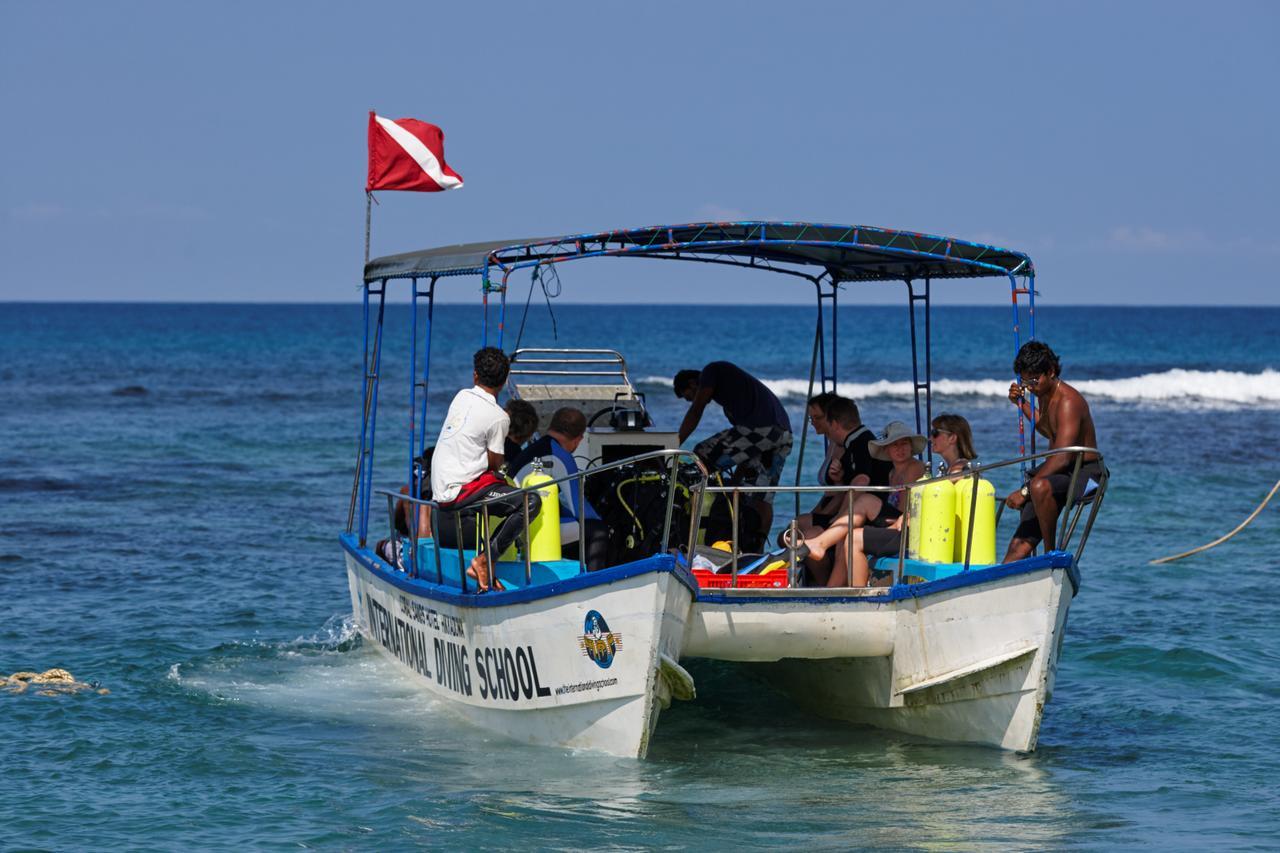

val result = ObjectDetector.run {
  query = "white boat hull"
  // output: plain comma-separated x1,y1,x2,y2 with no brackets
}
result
343,543,696,758
685,561,1073,751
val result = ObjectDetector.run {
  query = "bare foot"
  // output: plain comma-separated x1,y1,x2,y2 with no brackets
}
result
466,554,506,592
804,538,827,561
466,554,492,592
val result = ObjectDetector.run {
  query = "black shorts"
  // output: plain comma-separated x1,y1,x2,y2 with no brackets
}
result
1013,460,1106,545
863,526,902,560
868,502,902,528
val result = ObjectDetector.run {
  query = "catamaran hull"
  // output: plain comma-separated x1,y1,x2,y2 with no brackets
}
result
343,549,695,758
685,563,1073,751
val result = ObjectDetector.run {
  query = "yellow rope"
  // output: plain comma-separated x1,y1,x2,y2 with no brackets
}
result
1150,478,1280,564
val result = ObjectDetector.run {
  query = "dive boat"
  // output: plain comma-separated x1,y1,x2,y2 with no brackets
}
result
342,222,1108,756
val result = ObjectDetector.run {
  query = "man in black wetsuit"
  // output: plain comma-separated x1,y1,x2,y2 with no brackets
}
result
674,361,793,539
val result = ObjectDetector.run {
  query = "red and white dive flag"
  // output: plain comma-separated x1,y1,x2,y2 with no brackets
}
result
366,112,464,193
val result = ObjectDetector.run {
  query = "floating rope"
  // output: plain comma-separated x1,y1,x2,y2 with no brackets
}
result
2,668,109,696
1150,478,1280,564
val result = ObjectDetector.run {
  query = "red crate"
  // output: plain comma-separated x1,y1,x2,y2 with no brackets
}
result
692,568,790,589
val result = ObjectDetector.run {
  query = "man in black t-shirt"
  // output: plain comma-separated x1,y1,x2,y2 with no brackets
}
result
829,398,893,490
674,361,794,537
793,396,892,585
802,396,892,526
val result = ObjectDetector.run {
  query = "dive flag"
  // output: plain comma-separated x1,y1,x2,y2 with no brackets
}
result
366,112,464,192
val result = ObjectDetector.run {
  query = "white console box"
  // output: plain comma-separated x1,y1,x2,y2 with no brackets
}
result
581,428,680,467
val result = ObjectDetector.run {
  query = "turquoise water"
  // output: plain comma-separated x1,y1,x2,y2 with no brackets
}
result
2,303,1278,849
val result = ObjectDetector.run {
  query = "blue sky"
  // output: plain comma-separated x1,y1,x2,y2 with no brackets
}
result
2,1,1277,305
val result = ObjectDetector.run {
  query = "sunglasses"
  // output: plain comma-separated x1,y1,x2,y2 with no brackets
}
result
929,428,951,438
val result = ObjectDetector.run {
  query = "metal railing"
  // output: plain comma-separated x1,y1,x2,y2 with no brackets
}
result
509,348,638,385
376,449,708,593
373,445,1106,593
699,446,1107,590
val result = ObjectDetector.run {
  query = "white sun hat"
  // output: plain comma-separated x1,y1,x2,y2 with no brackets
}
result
868,420,927,459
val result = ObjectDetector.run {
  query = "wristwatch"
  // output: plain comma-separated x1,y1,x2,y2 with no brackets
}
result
1019,485,1030,498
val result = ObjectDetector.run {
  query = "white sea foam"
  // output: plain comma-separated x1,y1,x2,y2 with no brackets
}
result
641,369,1280,408
168,614,440,724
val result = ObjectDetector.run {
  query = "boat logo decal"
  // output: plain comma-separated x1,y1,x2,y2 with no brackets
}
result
578,610,622,669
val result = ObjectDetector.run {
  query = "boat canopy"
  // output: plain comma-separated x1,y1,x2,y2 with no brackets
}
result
363,221,1032,285
349,218,1046,550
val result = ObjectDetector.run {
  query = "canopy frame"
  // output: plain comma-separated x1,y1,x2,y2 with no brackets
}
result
348,221,1038,551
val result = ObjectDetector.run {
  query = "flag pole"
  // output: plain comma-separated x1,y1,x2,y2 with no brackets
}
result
364,191,373,264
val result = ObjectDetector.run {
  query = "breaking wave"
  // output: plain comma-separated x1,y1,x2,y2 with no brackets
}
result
641,369,1280,408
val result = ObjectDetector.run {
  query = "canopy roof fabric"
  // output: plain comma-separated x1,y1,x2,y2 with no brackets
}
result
362,221,1033,284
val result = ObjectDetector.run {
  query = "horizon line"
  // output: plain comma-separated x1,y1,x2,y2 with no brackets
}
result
4,300,1280,308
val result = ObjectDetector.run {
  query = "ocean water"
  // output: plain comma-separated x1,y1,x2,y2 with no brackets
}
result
2,302,1278,850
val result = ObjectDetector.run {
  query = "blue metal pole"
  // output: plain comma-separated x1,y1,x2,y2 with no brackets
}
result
924,276,932,467
830,282,838,391
1027,272,1038,454
816,285,827,393
346,284,372,534
497,269,509,351
418,279,436,461
408,277,419,505
906,279,922,435
1009,273,1027,475
359,286,388,544
482,268,490,347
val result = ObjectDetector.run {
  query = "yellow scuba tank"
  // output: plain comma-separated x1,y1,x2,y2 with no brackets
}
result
521,458,561,562
954,476,997,565
915,476,956,563
907,478,925,559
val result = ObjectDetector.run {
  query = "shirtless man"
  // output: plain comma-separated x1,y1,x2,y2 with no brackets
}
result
1002,341,1103,561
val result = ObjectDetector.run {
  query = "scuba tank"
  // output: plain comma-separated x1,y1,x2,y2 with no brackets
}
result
907,476,925,558
913,475,956,563
954,476,997,565
521,457,561,562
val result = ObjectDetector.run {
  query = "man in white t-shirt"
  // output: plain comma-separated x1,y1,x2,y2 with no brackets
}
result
430,347,540,592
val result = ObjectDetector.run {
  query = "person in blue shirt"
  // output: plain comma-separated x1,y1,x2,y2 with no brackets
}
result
674,361,793,540
510,407,609,571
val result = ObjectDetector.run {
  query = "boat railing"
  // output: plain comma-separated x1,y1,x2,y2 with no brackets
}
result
700,445,1108,590
509,347,637,386
375,448,709,593
373,445,1105,593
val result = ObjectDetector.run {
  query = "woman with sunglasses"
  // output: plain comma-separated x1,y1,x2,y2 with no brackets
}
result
830,414,981,587
929,413,978,477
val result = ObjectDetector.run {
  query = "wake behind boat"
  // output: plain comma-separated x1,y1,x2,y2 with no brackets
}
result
342,222,1108,757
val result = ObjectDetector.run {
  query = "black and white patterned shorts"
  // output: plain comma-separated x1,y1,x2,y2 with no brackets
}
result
694,425,794,503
